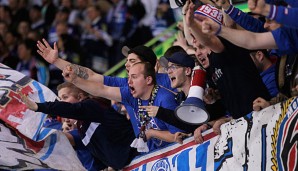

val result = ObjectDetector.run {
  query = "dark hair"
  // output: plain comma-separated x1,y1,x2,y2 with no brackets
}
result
249,49,269,59
58,7,71,14
133,62,156,85
0,5,12,17
164,46,186,58
123,45,157,66
18,38,36,54
31,5,42,12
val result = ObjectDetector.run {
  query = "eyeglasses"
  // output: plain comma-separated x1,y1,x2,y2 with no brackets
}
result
164,64,182,72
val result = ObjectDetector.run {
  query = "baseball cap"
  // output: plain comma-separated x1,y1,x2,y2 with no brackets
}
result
161,51,195,69
169,0,186,9
195,4,223,25
122,45,157,66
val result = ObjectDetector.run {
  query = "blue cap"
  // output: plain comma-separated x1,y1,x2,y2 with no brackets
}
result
164,51,195,69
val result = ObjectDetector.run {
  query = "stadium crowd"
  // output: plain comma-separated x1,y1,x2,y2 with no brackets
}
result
2,0,297,170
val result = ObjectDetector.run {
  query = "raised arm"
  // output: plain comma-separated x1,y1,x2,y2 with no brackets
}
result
62,65,122,102
37,39,104,83
201,16,278,50
219,0,266,32
20,93,109,122
182,0,193,45
249,0,298,29
185,2,224,53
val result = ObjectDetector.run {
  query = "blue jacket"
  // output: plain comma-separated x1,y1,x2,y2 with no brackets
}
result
37,98,137,169
260,64,278,97
266,0,298,28
225,5,266,32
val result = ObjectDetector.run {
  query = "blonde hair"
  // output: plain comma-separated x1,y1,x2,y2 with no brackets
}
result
57,82,89,97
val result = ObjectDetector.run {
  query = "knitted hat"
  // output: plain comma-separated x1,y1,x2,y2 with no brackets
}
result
195,4,223,25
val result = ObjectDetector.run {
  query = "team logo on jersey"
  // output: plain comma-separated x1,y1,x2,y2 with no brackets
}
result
212,68,223,85
151,158,171,171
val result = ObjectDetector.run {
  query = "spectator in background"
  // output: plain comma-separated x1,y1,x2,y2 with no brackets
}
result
8,0,29,32
81,4,112,73
0,37,18,69
47,7,70,45
47,22,81,93
60,0,77,24
17,20,31,40
0,5,12,27
16,38,49,85
106,0,128,67
47,7,80,45
70,0,89,28
41,0,57,28
57,33,81,64
253,74,298,111
60,0,73,11
97,0,113,16
249,49,278,97
0,21,8,38
151,0,175,42
4,30,19,57
29,5,46,38
27,30,42,41
250,50,278,97
124,0,158,47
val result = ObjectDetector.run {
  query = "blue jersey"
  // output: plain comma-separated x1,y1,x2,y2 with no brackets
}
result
225,5,266,32
104,73,175,91
266,0,298,7
120,86,183,152
265,0,298,28
260,64,278,97
269,5,298,29
104,73,177,139
271,27,298,55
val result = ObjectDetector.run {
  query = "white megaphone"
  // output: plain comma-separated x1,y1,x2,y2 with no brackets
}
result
175,65,209,125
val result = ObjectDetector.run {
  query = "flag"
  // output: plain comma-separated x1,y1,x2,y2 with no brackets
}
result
123,97,298,171
0,63,85,170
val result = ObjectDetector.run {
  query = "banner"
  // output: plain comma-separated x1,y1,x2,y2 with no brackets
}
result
0,63,85,170
123,97,298,171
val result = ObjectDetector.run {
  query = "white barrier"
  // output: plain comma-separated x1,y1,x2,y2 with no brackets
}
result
124,97,298,171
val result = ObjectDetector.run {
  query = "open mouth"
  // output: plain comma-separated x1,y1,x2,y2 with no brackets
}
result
199,57,206,64
129,86,136,94
170,76,176,82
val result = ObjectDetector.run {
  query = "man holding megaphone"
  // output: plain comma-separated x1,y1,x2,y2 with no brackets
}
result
139,51,226,142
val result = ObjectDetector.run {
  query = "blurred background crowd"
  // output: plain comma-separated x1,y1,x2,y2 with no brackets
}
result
0,0,179,93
